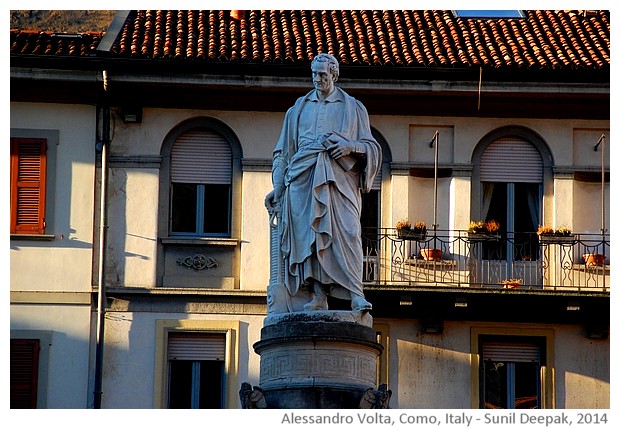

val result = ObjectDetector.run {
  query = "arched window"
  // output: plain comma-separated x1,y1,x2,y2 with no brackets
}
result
159,117,243,241
170,129,232,236
472,127,553,264
481,137,543,236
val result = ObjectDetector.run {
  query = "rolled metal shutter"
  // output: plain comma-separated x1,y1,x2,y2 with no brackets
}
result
168,333,226,361
482,342,540,362
171,129,232,184
480,138,543,183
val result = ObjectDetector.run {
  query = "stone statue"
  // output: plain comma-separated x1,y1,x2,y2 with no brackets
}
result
265,53,382,314
239,382,267,409
359,383,392,409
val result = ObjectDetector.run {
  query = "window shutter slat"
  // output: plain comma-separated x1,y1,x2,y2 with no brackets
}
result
10,138,47,234
168,333,226,361
481,138,542,183
171,130,232,184
482,342,540,362
10,339,40,409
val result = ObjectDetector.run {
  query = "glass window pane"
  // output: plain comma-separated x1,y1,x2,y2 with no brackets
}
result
171,183,197,233
483,360,507,409
515,362,540,409
199,360,225,409
483,182,506,259
202,184,230,235
514,183,540,261
168,360,193,408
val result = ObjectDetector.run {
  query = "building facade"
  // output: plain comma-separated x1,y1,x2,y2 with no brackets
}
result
10,10,610,409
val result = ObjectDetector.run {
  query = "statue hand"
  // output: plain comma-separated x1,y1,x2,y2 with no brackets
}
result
264,186,284,210
326,134,356,159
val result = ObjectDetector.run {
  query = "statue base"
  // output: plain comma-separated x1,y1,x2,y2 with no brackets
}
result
243,311,389,409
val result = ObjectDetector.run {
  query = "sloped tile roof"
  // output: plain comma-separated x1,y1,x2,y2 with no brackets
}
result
11,10,610,70
10,30,104,56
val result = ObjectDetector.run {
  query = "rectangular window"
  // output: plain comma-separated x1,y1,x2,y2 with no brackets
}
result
167,333,226,409
10,339,40,409
10,138,47,234
479,336,545,409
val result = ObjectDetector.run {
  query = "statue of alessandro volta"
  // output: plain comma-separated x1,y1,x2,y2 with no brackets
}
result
265,53,382,313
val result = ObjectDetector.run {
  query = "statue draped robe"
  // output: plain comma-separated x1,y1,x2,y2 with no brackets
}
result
273,87,382,308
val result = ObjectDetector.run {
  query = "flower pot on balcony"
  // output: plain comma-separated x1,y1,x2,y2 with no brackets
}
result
539,234,574,245
420,248,442,261
397,228,426,241
501,278,522,289
467,233,500,241
502,281,520,289
583,253,605,267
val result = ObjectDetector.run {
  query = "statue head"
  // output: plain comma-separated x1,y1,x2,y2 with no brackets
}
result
311,53,339,82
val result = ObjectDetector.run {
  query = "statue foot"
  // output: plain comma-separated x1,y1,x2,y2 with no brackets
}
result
303,297,328,311
351,295,372,312
304,281,328,311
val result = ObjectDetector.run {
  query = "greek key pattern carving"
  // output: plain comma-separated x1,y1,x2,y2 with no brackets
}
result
260,347,377,385
176,254,220,271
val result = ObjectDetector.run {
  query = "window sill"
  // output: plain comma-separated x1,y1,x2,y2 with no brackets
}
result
10,234,56,241
161,236,240,247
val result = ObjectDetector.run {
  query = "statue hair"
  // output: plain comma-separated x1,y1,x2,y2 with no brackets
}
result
312,53,339,81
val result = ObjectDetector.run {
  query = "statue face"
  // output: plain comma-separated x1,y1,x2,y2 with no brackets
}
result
311,61,335,96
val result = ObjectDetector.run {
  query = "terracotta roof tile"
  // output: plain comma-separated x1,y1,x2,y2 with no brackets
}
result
10,29,103,56
10,10,610,71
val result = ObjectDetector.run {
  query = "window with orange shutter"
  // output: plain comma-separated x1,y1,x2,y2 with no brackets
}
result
10,138,47,234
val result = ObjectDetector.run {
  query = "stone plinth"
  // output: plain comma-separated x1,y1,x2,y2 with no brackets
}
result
252,311,383,408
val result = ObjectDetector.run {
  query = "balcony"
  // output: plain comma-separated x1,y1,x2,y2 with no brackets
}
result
362,229,610,293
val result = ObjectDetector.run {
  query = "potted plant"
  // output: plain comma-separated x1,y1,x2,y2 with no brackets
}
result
396,219,411,239
501,278,522,289
420,248,442,261
583,253,605,267
467,220,500,240
396,219,427,241
537,225,574,244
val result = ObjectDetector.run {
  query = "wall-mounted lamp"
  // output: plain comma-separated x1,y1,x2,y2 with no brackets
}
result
420,319,444,334
121,106,142,123
586,325,609,340
399,295,413,306
454,297,468,308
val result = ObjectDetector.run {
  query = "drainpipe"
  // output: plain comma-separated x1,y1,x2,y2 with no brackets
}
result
94,69,110,409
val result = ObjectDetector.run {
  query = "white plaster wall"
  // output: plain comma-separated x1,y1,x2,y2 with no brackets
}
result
387,321,472,409
390,175,410,226
450,177,472,231
11,305,92,408
110,108,283,157
573,181,610,235
554,325,610,408
10,102,95,292
240,171,272,290
408,177,451,231
553,178,575,229
106,168,160,286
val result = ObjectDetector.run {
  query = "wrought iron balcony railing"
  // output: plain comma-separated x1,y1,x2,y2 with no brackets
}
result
362,229,610,292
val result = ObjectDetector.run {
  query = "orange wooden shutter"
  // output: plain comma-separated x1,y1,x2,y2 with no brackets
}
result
10,138,47,234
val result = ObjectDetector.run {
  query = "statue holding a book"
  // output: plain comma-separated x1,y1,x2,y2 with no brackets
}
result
264,53,382,313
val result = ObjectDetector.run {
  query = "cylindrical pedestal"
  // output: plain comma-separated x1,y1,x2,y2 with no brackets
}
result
253,311,383,408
